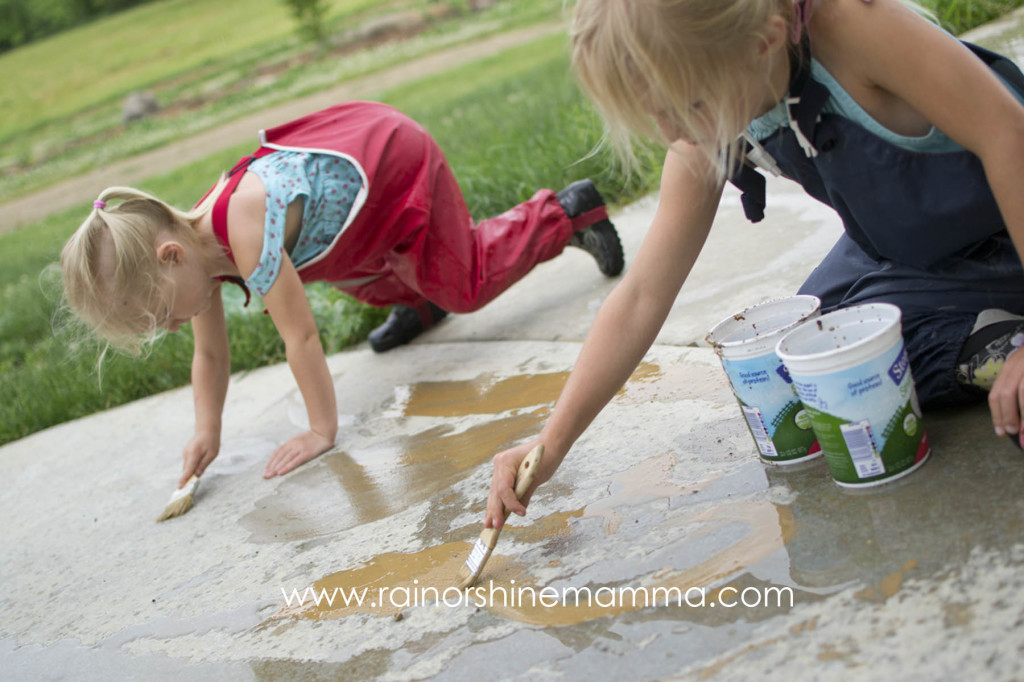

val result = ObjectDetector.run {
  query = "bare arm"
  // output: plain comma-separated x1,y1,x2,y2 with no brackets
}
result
226,185,338,478
259,253,339,477
816,0,1024,436
180,286,230,486
485,145,724,527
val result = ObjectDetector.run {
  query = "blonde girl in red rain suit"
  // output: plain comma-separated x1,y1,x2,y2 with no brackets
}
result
62,101,623,486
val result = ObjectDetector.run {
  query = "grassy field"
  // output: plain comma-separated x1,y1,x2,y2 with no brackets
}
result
3,0,312,138
1,0,1022,446
0,0,565,203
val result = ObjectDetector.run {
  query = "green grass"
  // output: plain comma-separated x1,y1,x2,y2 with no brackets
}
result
0,0,565,204
0,0,380,142
927,0,1024,33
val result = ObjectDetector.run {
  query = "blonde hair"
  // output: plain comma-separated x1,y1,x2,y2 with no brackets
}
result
61,184,222,354
572,0,936,179
572,0,794,180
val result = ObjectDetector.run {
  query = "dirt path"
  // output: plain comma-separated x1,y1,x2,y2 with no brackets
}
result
0,21,564,235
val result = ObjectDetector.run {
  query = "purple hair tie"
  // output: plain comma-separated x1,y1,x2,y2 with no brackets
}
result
94,200,106,209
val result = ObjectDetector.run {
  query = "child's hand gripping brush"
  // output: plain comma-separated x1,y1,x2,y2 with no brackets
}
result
457,444,544,589
156,475,199,522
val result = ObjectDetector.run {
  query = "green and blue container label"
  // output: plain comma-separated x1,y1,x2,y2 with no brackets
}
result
789,342,929,485
721,353,819,463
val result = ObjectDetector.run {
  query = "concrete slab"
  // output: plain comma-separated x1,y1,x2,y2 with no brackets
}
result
4,335,1023,680
5,9,1024,682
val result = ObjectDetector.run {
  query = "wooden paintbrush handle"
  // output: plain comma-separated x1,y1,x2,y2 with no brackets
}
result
503,443,543,522
512,444,544,501
479,526,501,550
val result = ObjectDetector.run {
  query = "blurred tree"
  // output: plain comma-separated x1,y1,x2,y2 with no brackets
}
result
282,0,329,44
0,0,155,52
0,0,34,50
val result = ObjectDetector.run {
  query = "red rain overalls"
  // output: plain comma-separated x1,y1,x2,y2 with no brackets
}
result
206,101,599,314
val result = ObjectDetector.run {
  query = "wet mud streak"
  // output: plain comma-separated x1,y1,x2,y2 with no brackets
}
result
401,372,569,417
856,558,919,601
615,362,731,405
279,541,529,620
239,412,547,543
584,452,722,534
279,501,794,628
488,501,794,626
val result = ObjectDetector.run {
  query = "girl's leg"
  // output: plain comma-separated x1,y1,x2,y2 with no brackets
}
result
384,135,621,314
336,118,622,351
798,233,1024,408
362,175,623,351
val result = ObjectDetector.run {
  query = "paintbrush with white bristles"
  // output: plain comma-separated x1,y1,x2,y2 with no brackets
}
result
457,444,544,589
156,475,199,522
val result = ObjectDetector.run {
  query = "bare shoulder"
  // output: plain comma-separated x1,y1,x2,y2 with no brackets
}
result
810,0,954,74
812,0,922,29
225,172,268,274
809,0,1021,149
808,0,968,135
811,0,899,66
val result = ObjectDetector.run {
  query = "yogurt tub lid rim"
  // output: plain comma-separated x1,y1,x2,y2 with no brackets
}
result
706,295,821,349
776,304,902,363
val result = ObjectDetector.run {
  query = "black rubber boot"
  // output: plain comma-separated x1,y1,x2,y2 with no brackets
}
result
557,179,625,277
368,302,448,353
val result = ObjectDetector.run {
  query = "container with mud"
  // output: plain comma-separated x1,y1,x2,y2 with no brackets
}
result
706,296,822,465
776,302,930,487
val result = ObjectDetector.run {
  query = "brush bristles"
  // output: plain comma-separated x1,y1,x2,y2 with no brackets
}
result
156,475,199,522
155,493,194,522
456,540,494,590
